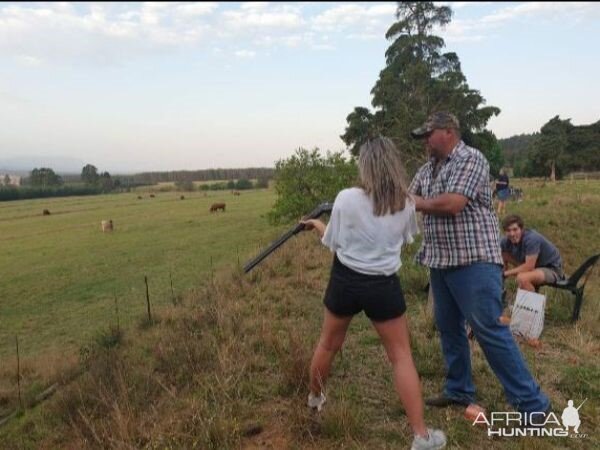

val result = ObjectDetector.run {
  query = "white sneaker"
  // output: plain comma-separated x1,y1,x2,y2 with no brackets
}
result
411,428,446,450
307,392,326,412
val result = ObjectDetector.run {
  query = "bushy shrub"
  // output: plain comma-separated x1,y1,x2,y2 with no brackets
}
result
234,179,253,190
268,148,358,224
175,180,195,192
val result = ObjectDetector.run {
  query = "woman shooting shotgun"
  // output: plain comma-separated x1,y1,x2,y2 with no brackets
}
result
301,136,446,450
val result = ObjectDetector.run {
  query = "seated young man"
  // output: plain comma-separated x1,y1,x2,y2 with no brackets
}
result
501,215,565,291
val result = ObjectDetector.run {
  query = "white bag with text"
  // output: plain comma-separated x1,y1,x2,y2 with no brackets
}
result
510,289,546,340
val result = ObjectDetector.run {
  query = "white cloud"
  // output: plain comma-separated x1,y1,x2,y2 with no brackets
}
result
3,1,595,67
222,7,304,30
437,2,493,10
366,4,398,17
140,2,170,26
0,2,397,66
174,2,219,18
312,43,335,51
437,2,600,44
0,3,216,65
312,4,395,32
15,55,43,67
347,33,381,41
313,5,362,29
480,2,600,25
439,19,487,43
234,49,256,58
240,2,270,11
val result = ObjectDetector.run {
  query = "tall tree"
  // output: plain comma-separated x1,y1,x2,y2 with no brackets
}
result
81,164,99,185
341,2,500,173
99,171,114,191
463,129,504,177
29,168,63,188
342,107,378,157
527,116,569,181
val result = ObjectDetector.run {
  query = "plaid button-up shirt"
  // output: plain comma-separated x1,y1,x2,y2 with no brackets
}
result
409,141,502,269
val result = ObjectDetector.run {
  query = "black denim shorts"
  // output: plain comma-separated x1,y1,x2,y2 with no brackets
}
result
323,254,406,322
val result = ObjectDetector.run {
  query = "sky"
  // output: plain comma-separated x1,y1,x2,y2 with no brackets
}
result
1,2,599,173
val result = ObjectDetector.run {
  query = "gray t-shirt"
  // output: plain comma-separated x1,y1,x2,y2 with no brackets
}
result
501,229,562,270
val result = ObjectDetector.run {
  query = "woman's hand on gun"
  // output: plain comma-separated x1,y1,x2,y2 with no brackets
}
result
301,219,326,238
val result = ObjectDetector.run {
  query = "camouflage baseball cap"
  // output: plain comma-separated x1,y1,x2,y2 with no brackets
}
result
411,112,460,139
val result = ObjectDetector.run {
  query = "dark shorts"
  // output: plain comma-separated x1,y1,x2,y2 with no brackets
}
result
497,189,510,201
323,254,407,322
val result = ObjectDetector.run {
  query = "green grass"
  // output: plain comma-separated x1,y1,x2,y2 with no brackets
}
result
0,189,280,358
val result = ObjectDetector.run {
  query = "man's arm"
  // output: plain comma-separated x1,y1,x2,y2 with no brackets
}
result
502,251,514,272
408,167,423,196
420,151,488,216
413,193,469,216
504,254,538,277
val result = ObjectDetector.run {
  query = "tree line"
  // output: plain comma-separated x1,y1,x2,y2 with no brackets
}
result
500,117,600,179
1,163,272,201
0,165,134,201
174,177,269,192
130,168,274,185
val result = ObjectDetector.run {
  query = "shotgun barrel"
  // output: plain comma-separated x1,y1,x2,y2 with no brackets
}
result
243,202,333,273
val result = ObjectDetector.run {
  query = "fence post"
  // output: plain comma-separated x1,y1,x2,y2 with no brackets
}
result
144,275,152,322
114,293,120,333
170,270,176,305
15,336,22,409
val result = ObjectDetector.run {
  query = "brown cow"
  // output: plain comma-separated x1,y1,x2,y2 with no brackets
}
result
43,209,51,216
180,195,185,200
210,203,226,212
150,194,155,198
233,191,241,196
137,195,143,200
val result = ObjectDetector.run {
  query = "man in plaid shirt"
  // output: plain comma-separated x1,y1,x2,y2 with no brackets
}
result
409,112,550,421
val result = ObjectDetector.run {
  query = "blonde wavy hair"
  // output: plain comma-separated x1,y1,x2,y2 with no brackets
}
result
358,136,410,216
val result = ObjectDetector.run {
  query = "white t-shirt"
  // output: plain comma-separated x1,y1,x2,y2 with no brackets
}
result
321,187,419,276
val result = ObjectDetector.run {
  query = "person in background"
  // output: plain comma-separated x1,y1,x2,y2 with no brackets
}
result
495,169,510,216
501,214,565,291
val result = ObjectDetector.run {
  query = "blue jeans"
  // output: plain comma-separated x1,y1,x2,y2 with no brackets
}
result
430,263,550,413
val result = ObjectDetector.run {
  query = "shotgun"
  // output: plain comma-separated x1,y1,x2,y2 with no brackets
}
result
243,202,333,273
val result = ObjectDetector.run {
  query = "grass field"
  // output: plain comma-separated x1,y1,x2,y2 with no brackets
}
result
0,189,279,358
0,179,599,449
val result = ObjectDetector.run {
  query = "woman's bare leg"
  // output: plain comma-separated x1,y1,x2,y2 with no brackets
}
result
309,309,352,395
372,315,428,437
